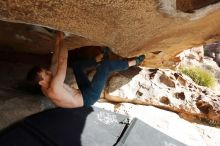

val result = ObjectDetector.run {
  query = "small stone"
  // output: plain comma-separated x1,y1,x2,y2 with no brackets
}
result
202,90,208,95
149,69,159,73
174,73,179,79
196,100,213,114
177,76,187,86
136,90,143,97
159,73,175,88
170,76,175,80
160,96,170,105
149,69,158,79
174,92,185,100
114,103,122,111
196,95,202,100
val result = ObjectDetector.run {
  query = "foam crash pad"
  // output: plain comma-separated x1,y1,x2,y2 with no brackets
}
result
0,107,128,146
116,118,186,146
0,107,187,146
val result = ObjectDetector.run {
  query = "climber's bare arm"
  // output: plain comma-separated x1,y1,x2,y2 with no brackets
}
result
47,37,83,108
50,32,62,75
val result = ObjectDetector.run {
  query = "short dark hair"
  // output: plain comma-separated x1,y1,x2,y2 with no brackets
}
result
26,66,43,83
26,66,43,94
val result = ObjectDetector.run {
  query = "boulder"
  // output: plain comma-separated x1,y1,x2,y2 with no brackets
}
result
0,1,220,68
104,67,220,126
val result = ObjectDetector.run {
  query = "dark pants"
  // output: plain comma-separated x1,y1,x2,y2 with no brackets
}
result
72,59,129,106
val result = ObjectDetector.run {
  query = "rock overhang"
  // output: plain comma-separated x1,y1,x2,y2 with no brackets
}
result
0,0,220,68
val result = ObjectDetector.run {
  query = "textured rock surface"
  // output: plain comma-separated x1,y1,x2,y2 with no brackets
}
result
0,1,220,67
105,67,220,126
0,20,101,54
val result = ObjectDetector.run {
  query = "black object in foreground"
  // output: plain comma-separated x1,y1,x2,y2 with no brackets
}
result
0,107,128,146
0,107,186,146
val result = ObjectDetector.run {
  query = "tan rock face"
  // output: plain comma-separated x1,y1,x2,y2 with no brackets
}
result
0,0,220,68
0,20,101,54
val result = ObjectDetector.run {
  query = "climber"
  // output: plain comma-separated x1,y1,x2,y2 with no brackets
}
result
26,32,145,108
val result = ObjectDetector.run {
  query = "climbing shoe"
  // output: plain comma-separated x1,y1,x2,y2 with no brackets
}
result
135,55,145,65
101,47,110,60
